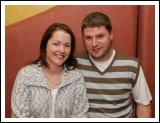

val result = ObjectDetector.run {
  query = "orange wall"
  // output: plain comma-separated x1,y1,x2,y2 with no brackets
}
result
137,5,155,117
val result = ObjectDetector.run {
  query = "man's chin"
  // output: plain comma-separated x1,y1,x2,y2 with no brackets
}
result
91,53,108,62
91,54,102,60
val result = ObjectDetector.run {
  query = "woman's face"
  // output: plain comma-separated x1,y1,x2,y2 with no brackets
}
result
46,30,71,67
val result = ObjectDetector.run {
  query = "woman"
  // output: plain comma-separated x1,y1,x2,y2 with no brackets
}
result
11,23,89,118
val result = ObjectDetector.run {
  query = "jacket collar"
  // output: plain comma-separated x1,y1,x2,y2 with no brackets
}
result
24,64,75,89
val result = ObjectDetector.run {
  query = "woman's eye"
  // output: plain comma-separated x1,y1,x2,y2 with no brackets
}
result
53,43,60,46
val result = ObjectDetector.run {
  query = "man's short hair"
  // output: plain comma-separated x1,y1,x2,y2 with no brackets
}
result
81,12,112,33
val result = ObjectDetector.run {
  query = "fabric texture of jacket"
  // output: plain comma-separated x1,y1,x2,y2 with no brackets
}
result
11,64,89,118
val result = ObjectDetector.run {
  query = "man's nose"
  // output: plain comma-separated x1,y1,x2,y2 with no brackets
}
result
92,38,98,46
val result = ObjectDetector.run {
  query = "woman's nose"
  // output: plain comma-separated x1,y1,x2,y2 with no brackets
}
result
59,45,65,53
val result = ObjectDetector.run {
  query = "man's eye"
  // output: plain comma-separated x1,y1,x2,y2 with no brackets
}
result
97,35,104,39
85,36,92,40
65,44,71,48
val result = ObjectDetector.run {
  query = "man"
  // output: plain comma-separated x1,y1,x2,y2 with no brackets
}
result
76,12,152,118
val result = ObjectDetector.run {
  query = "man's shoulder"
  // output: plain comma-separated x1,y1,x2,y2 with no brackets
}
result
115,50,139,62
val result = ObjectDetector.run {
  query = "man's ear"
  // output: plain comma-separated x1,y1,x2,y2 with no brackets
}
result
110,31,113,40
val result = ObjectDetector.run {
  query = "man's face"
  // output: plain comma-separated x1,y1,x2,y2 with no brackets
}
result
83,26,113,61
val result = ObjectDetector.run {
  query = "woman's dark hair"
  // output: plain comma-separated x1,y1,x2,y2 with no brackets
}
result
32,23,77,70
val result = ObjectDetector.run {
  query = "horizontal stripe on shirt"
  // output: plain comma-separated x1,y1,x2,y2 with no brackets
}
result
77,58,138,68
89,98,131,109
88,106,133,118
85,77,134,84
87,92,130,101
80,70,136,80
88,105,132,116
87,88,130,95
86,82,132,90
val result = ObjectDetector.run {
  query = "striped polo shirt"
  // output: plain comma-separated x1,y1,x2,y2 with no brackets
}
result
76,50,140,118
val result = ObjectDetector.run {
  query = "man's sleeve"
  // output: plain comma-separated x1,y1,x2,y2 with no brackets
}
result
131,66,152,105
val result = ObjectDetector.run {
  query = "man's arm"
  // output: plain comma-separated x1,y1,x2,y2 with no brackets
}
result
136,103,152,117
132,66,152,118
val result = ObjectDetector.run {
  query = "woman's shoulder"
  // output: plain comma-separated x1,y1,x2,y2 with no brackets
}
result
67,68,83,77
63,69,84,83
62,69,85,86
17,64,41,76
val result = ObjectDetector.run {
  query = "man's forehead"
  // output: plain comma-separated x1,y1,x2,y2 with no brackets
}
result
83,26,108,35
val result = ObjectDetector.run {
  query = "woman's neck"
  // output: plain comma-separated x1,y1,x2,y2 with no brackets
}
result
44,65,64,75
43,65,64,89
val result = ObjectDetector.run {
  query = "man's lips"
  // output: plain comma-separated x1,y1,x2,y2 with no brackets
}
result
92,47,101,53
